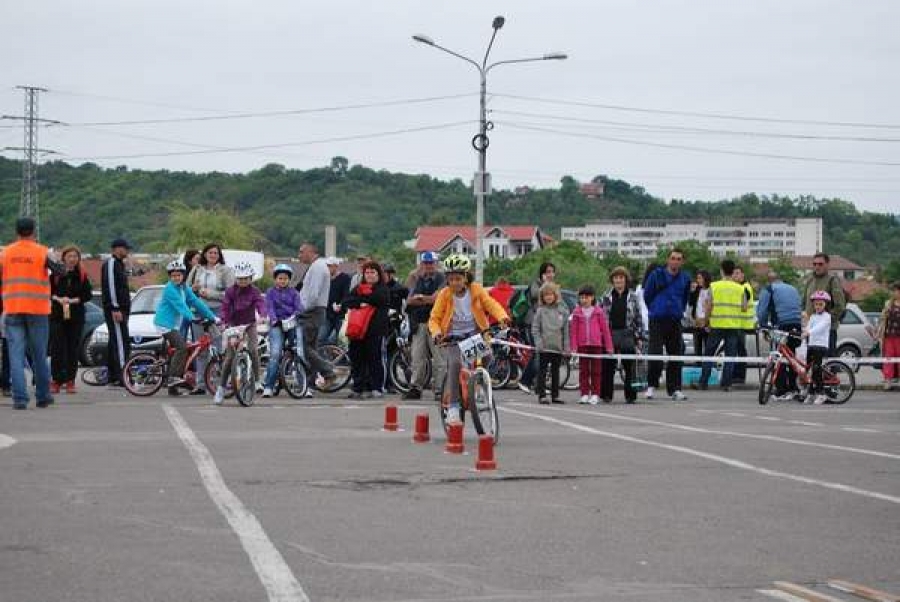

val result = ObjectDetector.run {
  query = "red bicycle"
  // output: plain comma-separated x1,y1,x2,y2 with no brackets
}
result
758,328,855,405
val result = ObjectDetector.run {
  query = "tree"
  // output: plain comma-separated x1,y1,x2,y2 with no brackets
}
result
167,203,260,251
860,288,890,312
484,241,609,292
654,239,720,279
766,256,801,288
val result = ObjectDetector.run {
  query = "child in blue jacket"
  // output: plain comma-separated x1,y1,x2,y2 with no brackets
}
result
154,260,218,394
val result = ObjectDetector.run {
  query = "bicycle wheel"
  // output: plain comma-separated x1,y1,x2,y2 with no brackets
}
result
234,352,256,407
822,360,855,404
562,355,580,390
487,355,512,389
758,361,778,405
123,354,166,397
468,369,499,444
280,355,308,399
388,349,414,394
316,344,352,392
81,366,108,386
203,356,235,399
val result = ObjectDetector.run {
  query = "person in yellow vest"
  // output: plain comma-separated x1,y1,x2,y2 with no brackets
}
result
699,259,748,392
0,217,63,409
731,265,756,384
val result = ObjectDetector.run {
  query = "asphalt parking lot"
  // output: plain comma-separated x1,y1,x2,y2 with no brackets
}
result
1,383,898,602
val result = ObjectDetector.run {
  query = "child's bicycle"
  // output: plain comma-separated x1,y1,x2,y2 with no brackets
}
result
437,325,506,444
758,328,855,405
122,320,223,397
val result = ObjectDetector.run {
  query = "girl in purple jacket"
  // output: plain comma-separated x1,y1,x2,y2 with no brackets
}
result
262,264,304,397
568,285,613,405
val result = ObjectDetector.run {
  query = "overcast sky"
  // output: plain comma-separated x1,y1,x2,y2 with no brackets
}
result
2,0,899,212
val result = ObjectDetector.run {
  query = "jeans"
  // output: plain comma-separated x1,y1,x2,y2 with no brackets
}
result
318,314,342,346
2,338,11,390
6,314,51,406
700,328,742,388
264,325,301,389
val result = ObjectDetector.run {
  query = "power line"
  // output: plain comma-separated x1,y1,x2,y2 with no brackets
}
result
65,120,475,160
493,110,900,143
61,93,476,127
498,121,900,167
493,92,900,130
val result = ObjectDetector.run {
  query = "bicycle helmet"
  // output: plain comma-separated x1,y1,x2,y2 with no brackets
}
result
272,263,294,278
442,253,471,274
166,259,187,274
809,290,831,302
233,261,255,279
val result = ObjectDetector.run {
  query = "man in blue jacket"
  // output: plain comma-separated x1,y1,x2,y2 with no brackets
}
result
642,248,691,401
756,271,803,399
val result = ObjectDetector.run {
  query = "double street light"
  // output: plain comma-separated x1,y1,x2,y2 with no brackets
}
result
413,16,567,282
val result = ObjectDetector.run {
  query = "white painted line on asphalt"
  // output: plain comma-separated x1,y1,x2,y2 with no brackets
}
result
788,421,824,427
0,434,16,450
755,416,782,421
842,427,881,433
774,581,846,602
758,589,810,602
501,406,900,506
827,579,900,602
510,403,900,461
163,405,310,602
724,412,748,417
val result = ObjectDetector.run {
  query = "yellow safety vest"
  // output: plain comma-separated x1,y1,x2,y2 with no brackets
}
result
738,282,756,331
709,280,745,329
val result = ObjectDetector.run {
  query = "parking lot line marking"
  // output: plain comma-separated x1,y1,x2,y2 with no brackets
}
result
756,416,782,421
0,434,16,450
163,405,310,602
842,427,881,433
501,407,900,506
827,579,900,602
789,421,825,427
509,404,900,461
758,589,811,602
774,581,847,602
724,412,748,417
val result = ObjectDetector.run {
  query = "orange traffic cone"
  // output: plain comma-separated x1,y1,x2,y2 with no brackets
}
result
475,435,497,470
383,404,399,431
445,423,464,454
413,413,430,443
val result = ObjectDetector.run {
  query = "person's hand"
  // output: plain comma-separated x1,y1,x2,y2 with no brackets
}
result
192,283,201,292
112,311,123,323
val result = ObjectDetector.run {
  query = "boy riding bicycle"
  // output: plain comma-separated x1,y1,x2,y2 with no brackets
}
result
428,254,509,425
154,260,218,395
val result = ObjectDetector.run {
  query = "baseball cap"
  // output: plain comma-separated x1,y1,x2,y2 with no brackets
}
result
324,256,342,266
110,238,132,249
420,251,438,263
382,263,396,273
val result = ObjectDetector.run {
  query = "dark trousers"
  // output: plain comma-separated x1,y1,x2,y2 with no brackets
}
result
828,329,837,357
602,358,636,402
519,328,537,388
50,318,83,384
300,308,334,379
535,352,561,400
693,328,708,357
647,318,683,394
104,310,131,384
733,331,749,382
349,335,386,393
700,328,741,387
807,346,827,393
776,323,802,394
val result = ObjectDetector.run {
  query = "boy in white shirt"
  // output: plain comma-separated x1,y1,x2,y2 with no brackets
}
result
803,290,832,405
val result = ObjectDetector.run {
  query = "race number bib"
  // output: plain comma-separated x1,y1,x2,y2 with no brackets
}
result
458,333,488,362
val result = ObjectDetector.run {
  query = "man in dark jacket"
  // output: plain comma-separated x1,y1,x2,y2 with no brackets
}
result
319,257,351,345
102,238,132,386
642,247,691,401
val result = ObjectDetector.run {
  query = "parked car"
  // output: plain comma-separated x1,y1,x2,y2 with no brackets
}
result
88,285,166,366
80,301,105,366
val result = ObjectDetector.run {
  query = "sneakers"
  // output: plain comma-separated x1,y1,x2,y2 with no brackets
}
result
578,394,590,404
189,388,206,396
166,377,185,388
402,387,422,400
538,397,549,405
774,392,798,402
213,388,225,405
671,390,687,402
303,390,314,398
371,390,384,399
813,394,827,405
883,381,893,392
262,387,273,398
645,387,655,400
551,398,565,404
50,382,61,395
589,395,600,405
255,382,265,394
517,382,532,394
36,397,55,408
445,406,462,425
65,381,76,394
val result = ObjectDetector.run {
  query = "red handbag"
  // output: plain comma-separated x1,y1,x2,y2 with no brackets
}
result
345,305,375,340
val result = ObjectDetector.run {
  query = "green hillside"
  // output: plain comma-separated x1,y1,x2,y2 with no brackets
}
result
0,156,897,266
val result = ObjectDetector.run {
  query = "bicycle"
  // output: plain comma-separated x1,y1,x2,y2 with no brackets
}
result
122,321,224,397
437,325,506,444
221,324,258,406
81,339,173,387
758,328,855,405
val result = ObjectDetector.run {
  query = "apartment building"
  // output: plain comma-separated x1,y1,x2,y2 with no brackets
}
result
561,218,822,260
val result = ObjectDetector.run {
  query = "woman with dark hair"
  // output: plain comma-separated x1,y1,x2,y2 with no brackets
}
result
182,248,201,273
518,261,557,393
689,270,712,357
343,261,391,399
185,243,234,394
49,245,93,393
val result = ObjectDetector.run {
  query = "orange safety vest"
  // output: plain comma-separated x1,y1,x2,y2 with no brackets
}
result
1,239,51,315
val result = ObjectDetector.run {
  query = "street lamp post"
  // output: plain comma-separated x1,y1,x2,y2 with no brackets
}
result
413,17,567,283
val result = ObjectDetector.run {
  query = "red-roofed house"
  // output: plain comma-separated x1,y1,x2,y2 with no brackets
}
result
791,255,866,281
410,225,551,259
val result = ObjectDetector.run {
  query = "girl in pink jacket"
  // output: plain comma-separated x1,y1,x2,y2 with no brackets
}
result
569,285,614,404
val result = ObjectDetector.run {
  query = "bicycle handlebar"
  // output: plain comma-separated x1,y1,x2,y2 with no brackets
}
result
436,323,509,346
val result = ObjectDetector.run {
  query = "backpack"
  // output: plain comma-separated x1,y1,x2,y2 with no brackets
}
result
509,288,532,325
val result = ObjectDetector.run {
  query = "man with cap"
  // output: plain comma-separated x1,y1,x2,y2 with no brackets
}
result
402,251,445,400
1,217,63,409
319,257,351,345
102,238,132,386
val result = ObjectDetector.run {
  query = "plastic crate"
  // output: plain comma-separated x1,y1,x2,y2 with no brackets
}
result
682,366,719,386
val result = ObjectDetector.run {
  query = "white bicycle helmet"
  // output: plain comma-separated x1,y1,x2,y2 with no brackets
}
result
233,261,255,279
442,253,472,274
272,263,294,278
166,259,187,273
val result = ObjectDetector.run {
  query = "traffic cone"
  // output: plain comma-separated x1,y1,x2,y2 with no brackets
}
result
445,423,464,454
475,435,497,470
413,413,430,443
383,405,399,431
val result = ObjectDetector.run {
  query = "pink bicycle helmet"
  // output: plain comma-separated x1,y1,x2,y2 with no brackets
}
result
809,290,831,302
